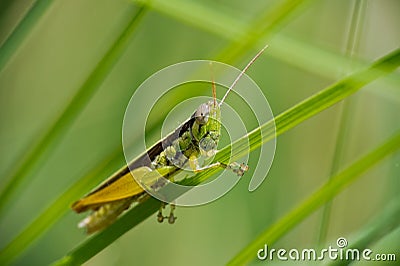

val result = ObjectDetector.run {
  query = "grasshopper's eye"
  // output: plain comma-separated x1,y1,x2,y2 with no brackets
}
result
195,103,209,125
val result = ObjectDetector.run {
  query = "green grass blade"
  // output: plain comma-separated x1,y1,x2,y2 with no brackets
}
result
51,48,400,265
133,0,241,40
52,196,162,266
0,149,123,265
0,6,147,215
0,0,54,70
199,48,400,185
317,100,356,244
214,0,314,64
327,196,400,266
134,0,314,63
318,0,367,246
133,0,400,100
228,131,400,265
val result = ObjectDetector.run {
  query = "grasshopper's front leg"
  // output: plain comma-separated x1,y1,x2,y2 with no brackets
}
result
189,154,249,177
195,134,249,176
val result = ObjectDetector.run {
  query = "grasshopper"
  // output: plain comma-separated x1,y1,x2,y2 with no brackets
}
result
71,45,267,234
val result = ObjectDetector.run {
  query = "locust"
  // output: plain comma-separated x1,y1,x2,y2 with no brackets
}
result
71,45,268,234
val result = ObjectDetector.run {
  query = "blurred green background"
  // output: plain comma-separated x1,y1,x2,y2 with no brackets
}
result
0,0,399,265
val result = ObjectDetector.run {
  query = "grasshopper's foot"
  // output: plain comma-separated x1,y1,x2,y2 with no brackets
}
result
157,202,166,223
227,162,249,176
168,204,177,224
157,210,164,223
157,203,177,224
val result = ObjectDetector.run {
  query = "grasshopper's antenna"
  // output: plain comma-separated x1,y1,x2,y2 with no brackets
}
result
209,62,217,107
219,44,268,106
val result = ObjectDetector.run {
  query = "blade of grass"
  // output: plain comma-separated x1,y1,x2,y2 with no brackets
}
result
52,196,162,266
327,195,400,266
133,0,243,40
184,49,400,186
134,0,315,64
228,130,400,265
318,0,367,246
135,0,400,101
0,5,147,215
51,48,400,265
0,124,163,265
0,149,124,265
0,0,53,70
269,37,400,103
214,0,314,64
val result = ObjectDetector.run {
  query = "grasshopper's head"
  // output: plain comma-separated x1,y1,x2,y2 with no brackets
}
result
190,67,222,157
192,100,221,157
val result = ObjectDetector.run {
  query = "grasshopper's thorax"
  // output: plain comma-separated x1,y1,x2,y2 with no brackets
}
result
191,100,221,158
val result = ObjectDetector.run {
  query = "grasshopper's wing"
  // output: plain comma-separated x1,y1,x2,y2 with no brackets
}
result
72,167,153,213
